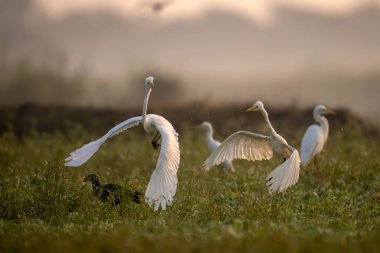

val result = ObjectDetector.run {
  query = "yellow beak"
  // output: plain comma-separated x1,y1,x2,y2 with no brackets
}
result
245,106,256,112
326,109,336,115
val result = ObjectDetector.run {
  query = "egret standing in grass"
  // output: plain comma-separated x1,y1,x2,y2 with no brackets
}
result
201,122,235,172
204,101,301,192
65,77,180,211
300,105,335,167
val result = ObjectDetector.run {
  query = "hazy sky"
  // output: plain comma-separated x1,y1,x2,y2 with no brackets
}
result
35,0,380,23
3,0,377,122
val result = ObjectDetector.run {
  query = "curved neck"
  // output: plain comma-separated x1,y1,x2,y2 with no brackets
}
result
260,108,276,136
142,86,152,127
315,113,329,142
205,126,215,142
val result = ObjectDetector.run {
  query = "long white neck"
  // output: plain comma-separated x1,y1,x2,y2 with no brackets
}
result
142,86,152,131
314,112,329,143
260,108,276,136
205,125,215,144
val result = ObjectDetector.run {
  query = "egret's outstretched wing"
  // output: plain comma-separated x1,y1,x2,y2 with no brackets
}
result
144,115,180,211
300,125,324,166
266,149,301,192
203,131,272,170
64,116,143,167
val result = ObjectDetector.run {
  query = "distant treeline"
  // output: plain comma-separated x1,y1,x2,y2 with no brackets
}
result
0,103,378,140
0,61,185,109
0,61,89,107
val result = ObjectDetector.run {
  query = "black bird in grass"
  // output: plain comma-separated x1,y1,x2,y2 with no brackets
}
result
83,174,141,206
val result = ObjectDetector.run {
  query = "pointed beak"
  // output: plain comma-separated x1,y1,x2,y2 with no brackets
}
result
151,81,156,87
245,106,256,112
326,109,336,115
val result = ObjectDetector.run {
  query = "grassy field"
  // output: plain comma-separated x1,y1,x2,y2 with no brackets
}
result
0,105,379,253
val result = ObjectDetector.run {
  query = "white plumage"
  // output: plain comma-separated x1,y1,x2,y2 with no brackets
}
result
204,101,301,193
300,105,334,166
65,77,180,211
201,122,235,172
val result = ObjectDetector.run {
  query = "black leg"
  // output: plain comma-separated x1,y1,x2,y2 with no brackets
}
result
281,157,286,164
152,131,161,150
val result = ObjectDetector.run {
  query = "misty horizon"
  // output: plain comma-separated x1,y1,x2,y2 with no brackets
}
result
1,0,380,123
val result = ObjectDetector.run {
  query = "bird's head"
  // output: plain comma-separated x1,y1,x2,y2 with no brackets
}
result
201,121,212,131
246,101,264,112
314,105,336,116
145,76,155,88
83,174,99,183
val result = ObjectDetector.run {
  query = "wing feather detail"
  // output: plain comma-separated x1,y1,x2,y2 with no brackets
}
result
64,116,143,167
203,131,273,170
144,115,180,211
266,149,301,192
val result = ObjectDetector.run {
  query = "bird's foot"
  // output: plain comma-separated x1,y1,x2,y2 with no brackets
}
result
152,131,161,150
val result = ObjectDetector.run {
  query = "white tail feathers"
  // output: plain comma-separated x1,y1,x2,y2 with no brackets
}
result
64,137,105,167
266,150,301,192
301,156,311,167
300,142,316,166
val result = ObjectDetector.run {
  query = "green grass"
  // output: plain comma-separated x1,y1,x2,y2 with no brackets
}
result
0,118,380,252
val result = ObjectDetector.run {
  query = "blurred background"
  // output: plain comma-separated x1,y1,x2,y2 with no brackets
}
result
1,0,380,123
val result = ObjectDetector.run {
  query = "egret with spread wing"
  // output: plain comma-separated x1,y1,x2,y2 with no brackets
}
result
204,101,301,192
300,105,335,166
65,77,180,211
201,122,234,172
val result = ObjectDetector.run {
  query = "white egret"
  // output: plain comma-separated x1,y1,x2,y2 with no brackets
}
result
65,77,180,211
201,122,235,172
204,101,301,192
300,105,335,166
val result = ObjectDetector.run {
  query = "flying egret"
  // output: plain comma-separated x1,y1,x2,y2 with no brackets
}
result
65,77,180,211
204,101,301,192
201,122,235,172
300,105,335,166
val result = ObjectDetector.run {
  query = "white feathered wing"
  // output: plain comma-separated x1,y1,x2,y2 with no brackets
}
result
65,116,143,167
203,131,273,170
65,114,180,211
144,115,180,211
266,149,301,192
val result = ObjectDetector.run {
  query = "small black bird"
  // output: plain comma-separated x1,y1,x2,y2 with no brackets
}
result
83,174,141,206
